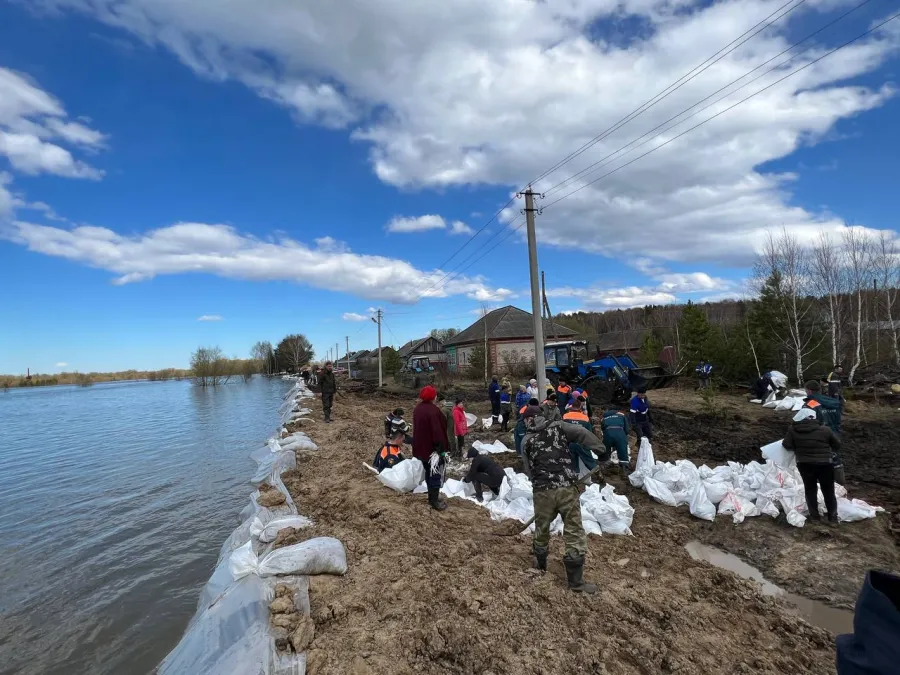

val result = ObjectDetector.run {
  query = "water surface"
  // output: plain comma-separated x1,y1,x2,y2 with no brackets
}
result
0,377,289,675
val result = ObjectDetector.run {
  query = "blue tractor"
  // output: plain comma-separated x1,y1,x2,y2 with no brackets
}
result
544,340,676,404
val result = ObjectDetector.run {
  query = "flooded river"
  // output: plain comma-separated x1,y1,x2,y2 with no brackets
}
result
0,377,290,675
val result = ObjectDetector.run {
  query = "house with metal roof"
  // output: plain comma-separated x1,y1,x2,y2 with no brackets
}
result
397,336,446,369
443,305,576,373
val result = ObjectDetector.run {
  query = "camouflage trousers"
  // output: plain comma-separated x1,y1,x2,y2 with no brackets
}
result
532,485,586,557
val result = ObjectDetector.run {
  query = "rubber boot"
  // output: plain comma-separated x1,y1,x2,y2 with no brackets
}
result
827,512,839,527
833,465,846,486
533,546,548,572
563,554,597,594
428,487,447,511
619,462,630,479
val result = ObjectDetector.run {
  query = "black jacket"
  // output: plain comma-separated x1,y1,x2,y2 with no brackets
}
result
837,570,900,675
319,370,337,394
465,454,505,490
782,419,840,464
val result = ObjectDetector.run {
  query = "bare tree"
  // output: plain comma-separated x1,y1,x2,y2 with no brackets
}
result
873,232,900,366
755,229,822,383
191,346,233,387
811,232,846,367
251,340,276,375
842,228,874,383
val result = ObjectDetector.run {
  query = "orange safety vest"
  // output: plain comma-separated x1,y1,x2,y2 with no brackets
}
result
379,443,403,460
806,399,821,409
563,410,590,423
557,384,572,395
520,404,529,414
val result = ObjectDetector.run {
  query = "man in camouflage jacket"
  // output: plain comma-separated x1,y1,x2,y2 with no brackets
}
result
521,404,604,593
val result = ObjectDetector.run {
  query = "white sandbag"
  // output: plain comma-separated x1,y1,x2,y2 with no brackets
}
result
765,390,777,404
580,484,634,536
788,388,808,398
703,479,731,505
837,497,884,522
755,495,780,518
482,416,493,429
250,450,296,485
761,439,796,471
749,399,762,404
688,481,716,521
629,437,655,487
643,476,677,507
791,399,805,412
717,490,760,524
769,371,788,388
501,468,533,501
377,458,425,492
465,412,477,426
472,439,511,454
775,397,796,411
230,537,347,579
676,460,702,487
762,400,778,409
249,515,314,543
280,433,317,452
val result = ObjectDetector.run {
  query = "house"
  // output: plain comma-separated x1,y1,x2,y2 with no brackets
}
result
591,329,649,361
443,305,576,373
397,336,446,370
335,350,368,375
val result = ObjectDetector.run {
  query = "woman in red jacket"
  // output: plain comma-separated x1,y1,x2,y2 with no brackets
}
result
452,398,469,458
412,385,450,511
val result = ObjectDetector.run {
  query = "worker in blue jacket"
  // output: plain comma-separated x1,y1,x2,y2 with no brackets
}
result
695,360,712,389
488,375,501,422
629,388,653,441
601,408,631,476
836,570,900,675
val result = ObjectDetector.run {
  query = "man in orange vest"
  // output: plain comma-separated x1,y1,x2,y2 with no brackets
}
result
562,395,599,479
556,378,572,416
373,418,410,473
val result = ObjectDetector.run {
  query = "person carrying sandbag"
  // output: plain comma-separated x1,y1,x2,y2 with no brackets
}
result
782,407,841,526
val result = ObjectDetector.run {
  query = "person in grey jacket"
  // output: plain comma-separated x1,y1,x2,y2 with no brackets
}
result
318,361,337,423
782,408,841,525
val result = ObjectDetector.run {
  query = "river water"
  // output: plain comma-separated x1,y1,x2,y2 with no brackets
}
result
0,377,290,675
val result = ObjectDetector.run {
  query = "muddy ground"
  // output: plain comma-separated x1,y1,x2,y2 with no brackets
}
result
275,385,900,675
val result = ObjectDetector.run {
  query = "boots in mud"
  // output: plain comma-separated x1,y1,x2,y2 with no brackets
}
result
618,462,631,479
533,546,548,572
563,553,597,594
428,487,447,511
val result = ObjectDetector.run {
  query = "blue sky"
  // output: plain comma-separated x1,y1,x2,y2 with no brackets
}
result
0,0,898,372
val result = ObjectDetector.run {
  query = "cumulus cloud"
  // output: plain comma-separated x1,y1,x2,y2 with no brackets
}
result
0,67,106,179
20,0,900,263
342,312,370,321
55,362,67,368
197,314,223,321
3,220,512,304
386,215,447,233
449,221,474,235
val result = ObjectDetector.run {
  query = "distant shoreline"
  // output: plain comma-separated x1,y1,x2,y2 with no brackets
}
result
2,370,190,389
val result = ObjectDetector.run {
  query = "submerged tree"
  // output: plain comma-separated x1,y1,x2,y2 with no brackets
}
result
191,346,233,387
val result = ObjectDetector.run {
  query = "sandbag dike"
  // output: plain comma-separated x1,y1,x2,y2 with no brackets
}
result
157,378,346,675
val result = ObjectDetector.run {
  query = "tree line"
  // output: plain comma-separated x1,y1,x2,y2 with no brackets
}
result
191,333,315,387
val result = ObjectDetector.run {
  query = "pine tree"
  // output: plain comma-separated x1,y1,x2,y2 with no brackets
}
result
678,301,713,366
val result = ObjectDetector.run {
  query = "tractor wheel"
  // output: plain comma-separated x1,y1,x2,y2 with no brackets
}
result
583,377,615,407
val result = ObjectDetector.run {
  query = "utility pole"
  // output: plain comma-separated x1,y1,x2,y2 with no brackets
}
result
521,187,547,394
345,336,351,377
371,309,383,388
483,306,489,385
335,342,340,368
541,270,557,340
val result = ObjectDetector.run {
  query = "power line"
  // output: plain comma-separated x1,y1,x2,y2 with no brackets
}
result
542,10,900,211
542,0,876,197
526,0,810,187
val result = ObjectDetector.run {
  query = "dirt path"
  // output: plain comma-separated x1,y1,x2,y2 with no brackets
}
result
284,391,839,675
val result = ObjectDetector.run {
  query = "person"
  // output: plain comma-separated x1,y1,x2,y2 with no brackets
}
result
499,385,512,432
526,378,539,400
629,388,652,441
827,364,845,399
562,396,599,479
439,395,456,457
836,570,900,675
488,375,501,422
803,379,845,485
782,407,840,525
463,447,505,502
514,397,539,455
384,408,413,444
540,392,561,421
556,378,572,416
373,419,409,472
300,367,311,386
696,360,712,389
412,385,450,511
520,404,604,593
515,385,529,419
452,399,469,457
319,361,337,423
601,408,631,476
750,372,776,401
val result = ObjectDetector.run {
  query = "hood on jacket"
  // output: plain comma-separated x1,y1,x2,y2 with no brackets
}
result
791,418,822,435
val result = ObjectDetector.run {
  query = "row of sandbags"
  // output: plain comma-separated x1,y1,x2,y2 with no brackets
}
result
375,458,635,536
158,379,347,675
629,438,884,527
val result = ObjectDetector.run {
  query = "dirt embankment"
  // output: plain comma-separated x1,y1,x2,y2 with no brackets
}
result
278,390,859,675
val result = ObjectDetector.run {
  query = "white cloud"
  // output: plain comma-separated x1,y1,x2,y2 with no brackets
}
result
449,220,474,235
197,314,223,321
468,287,515,302
22,0,900,264
0,67,106,179
342,312,370,321
547,285,679,309
3,220,511,304
386,214,447,233
55,362,68,368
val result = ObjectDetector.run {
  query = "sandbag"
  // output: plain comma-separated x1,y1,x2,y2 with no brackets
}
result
717,490,760,524
629,438,655,487
837,497,884,522
769,371,788,388
755,495,780,518
761,439,796,471
377,458,425,492
581,484,634,536
472,439,511,454
464,412,477,426
703,479,731,505
250,515,314,544
689,481,716,521
643,476,677,507
230,537,347,579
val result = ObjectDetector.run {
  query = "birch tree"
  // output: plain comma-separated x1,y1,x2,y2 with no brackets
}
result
811,232,846,367
842,228,874,384
754,229,822,384
873,232,900,366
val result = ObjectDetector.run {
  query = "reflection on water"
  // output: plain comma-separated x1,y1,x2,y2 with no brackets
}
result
685,540,854,635
0,377,289,675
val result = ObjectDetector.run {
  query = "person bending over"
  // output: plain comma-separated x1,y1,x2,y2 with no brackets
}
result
463,447,505,502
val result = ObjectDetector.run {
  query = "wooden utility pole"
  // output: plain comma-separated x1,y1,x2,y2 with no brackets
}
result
371,310,383,387
345,336,351,377
483,306,489,385
541,270,557,340
521,187,547,393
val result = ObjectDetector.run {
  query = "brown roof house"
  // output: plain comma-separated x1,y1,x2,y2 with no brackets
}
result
443,305,576,374
397,336,446,369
